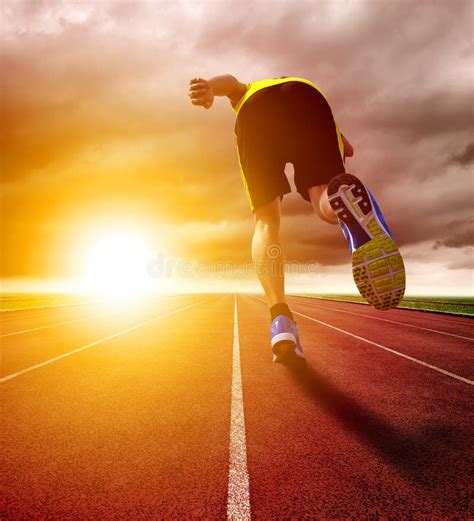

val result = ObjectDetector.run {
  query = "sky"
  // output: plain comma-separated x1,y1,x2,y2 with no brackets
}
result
1,0,473,295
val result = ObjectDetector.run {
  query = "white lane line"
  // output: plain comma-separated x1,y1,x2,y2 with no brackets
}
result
289,298,474,342
227,295,251,521
251,296,473,386
0,297,216,384
0,315,93,338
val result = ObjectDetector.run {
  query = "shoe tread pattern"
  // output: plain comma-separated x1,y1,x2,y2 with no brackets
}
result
328,174,406,310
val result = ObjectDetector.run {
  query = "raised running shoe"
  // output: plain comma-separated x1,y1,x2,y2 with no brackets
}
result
270,315,305,363
327,173,405,310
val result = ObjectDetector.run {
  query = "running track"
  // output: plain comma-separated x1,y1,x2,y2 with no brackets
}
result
2,294,473,519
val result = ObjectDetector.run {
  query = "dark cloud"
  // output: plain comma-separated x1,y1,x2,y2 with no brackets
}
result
362,89,473,141
433,218,474,249
448,143,474,166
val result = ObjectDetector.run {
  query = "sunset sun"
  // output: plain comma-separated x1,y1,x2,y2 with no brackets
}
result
83,231,153,298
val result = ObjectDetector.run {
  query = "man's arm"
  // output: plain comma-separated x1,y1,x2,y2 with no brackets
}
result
341,133,354,157
188,74,247,109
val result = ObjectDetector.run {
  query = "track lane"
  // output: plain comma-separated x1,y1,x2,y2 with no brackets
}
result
0,299,106,323
0,296,198,334
239,295,473,518
1,314,96,338
1,296,218,383
0,299,101,314
2,295,234,519
0,304,107,335
290,296,474,331
289,299,473,341
1,295,215,379
287,296,474,381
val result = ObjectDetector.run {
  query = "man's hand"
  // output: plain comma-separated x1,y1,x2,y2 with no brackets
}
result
188,78,214,109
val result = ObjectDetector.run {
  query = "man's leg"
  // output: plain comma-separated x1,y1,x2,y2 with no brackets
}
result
253,197,305,363
252,196,289,312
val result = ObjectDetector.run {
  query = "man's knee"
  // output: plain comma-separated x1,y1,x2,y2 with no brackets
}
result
254,216,279,233
254,197,281,231
308,184,338,225
316,204,338,225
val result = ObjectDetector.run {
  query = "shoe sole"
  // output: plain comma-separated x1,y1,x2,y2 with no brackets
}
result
327,173,406,311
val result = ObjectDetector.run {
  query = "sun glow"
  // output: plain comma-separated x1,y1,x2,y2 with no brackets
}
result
82,231,153,298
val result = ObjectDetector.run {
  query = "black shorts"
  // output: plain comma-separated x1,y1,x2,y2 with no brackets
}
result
235,81,345,211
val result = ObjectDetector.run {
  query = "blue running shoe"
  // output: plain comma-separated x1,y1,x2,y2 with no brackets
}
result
327,173,406,310
270,315,305,363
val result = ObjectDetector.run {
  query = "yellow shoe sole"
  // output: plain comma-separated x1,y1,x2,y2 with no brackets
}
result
352,218,405,310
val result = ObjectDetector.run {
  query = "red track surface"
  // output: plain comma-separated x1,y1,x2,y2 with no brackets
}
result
2,294,473,519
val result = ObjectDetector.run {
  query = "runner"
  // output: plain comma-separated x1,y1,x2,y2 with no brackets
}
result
188,75,406,363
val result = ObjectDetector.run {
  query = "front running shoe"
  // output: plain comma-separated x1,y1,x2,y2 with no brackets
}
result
270,315,305,364
327,173,406,310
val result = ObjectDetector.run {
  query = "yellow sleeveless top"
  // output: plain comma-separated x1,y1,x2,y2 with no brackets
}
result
232,77,344,163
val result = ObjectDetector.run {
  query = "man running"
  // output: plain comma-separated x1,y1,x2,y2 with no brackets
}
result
188,75,405,363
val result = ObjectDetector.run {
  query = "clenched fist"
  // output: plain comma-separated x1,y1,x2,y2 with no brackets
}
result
188,78,214,109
